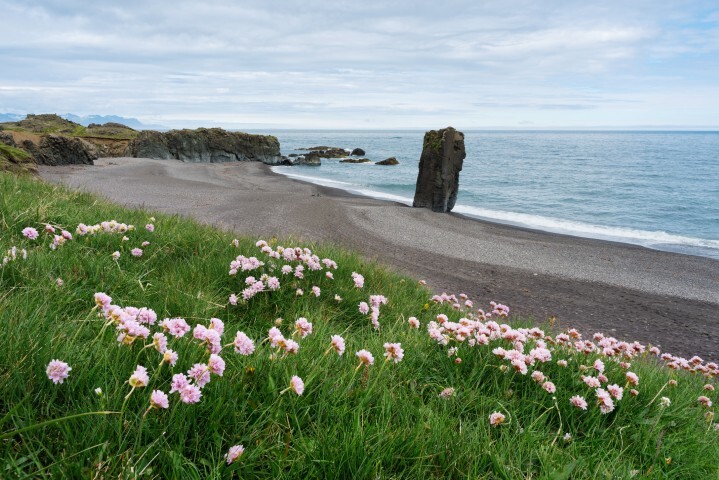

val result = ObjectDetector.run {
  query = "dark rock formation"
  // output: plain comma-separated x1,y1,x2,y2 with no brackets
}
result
412,127,465,212
125,128,282,165
376,157,399,166
23,135,98,166
298,146,349,158
350,148,365,156
340,158,371,163
0,132,16,147
296,152,321,166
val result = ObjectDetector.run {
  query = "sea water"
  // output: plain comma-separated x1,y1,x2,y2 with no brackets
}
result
255,130,719,260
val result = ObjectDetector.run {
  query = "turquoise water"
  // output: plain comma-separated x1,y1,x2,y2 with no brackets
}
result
254,130,719,259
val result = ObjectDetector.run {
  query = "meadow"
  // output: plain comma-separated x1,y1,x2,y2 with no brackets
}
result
1,171,717,479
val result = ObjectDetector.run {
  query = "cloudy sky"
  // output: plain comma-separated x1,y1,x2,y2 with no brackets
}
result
1,0,718,129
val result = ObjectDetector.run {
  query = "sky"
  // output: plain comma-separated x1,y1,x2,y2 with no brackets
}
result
1,0,718,129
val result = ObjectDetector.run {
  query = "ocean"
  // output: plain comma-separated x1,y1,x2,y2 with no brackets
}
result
254,130,719,260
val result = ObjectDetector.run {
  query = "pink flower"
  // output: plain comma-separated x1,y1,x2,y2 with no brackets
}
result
356,349,374,366
225,445,245,464
233,331,256,355
281,265,292,275
593,359,605,373
531,371,546,383
141,241,150,247
22,227,39,240
570,395,588,410
152,332,168,353
489,412,506,426
596,388,615,414
129,365,149,388
94,292,112,309
179,384,202,404
408,317,420,329
557,360,568,367
284,339,300,354
131,248,143,257
170,373,189,393
208,354,226,376
330,335,346,356
290,375,305,395
583,376,601,388
266,276,280,290
626,372,639,386
439,387,455,398
145,223,155,232
311,286,321,297
61,230,72,240
162,317,191,338
698,396,713,408
188,364,211,388
542,381,556,394
358,302,369,315
112,251,121,260
150,390,169,409
326,271,334,280
607,384,624,400
294,318,313,338
383,342,404,363
46,359,71,384
703,384,714,392
45,224,55,234
229,293,238,305
163,350,178,366
352,272,364,288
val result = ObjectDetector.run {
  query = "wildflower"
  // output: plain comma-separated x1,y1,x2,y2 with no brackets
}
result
94,387,103,396
596,388,615,414
225,445,245,464
22,227,39,240
383,343,404,363
295,318,313,338
583,376,601,388
131,248,143,257
266,276,280,290
630,389,639,397
557,360,568,367
56,278,64,287
704,384,715,392
162,317,191,338
660,396,671,407
152,332,168,353
408,317,420,329
150,390,169,409
542,381,556,394
163,349,178,366
289,375,305,395
233,331,255,355
351,272,364,288
61,230,72,240
188,364,211,388
356,349,374,367
489,412,506,426
570,395,588,410
296,289,303,296
698,396,713,408
326,271,334,280
281,265,292,275
170,373,189,393
607,384,624,400
668,379,678,387
626,372,639,386
231,238,240,247
45,224,55,233
311,286,321,297
358,302,369,315
111,251,121,260
455,357,462,364
439,387,456,399
129,365,150,388
593,359,605,373
46,359,71,384
229,293,238,305
284,340,300,354
141,241,150,247
334,294,342,302
145,223,155,232
531,371,546,383
330,335,346,356
563,432,572,443
94,292,112,309
179,384,202,404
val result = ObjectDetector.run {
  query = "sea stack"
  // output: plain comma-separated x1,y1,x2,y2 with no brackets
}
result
412,127,466,212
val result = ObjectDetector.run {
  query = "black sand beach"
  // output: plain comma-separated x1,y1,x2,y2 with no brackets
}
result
40,158,719,361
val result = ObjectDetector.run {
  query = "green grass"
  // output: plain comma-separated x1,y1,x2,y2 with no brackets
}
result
1,172,717,478
0,144,36,175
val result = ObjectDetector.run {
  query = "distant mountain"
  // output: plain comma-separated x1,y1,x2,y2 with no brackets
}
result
0,113,25,123
60,114,166,130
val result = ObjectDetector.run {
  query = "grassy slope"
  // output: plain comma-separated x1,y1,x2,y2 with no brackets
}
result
0,172,717,479
0,143,37,175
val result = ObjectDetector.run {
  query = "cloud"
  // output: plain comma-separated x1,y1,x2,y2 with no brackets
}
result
0,0,718,128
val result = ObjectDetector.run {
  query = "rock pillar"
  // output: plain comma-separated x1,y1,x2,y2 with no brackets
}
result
412,127,466,212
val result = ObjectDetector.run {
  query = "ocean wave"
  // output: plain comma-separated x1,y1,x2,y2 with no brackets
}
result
271,167,719,258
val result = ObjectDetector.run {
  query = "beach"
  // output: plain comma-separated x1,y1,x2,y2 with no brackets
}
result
40,157,719,361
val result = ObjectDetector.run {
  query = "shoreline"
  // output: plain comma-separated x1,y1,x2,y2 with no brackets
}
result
39,158,719,360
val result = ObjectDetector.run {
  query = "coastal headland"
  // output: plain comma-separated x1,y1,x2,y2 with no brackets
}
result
40,157,719,361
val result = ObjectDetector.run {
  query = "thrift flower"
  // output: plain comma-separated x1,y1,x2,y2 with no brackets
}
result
131,248,143,257
660,396,671,407
294,318,313,338
596,388,615,414
356,349,374,366
358,302,369,315
439,387,455,399
225,445,245,464
22,227,39,240
352,272,364,288
208,354,226,376
233,331,256,355
542,381,556,394
289,375,305,395
150,390,169,409
408,317,420,329
112,251,121,260
46,359,71,384
311,286,321,297
179,384,202,404
607,384,624,400
570,395,588,410
330,335,346,356
95,387,103,396
129,365,149,388
698,396,713,408
383,343,404,363
145,223,155,232
170,373,189,393
163,349,178,366
188,364,211,388
626,372,639,386
489,412,506,426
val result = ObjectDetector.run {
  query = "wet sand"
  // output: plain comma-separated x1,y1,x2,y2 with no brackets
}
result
40,158,719,360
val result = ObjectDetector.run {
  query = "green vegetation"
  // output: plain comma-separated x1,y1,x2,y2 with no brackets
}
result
0,114,138,140
1,172,717,478
0,143,36,175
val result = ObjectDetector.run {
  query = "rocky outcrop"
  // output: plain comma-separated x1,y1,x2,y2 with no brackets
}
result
296,152,321,166
350,148,365,156
298,146,349,158
376,157,399,166
125,128,282,164
21,134,98,166
0,132,16,147
412,127,465,213
340,158,371,163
